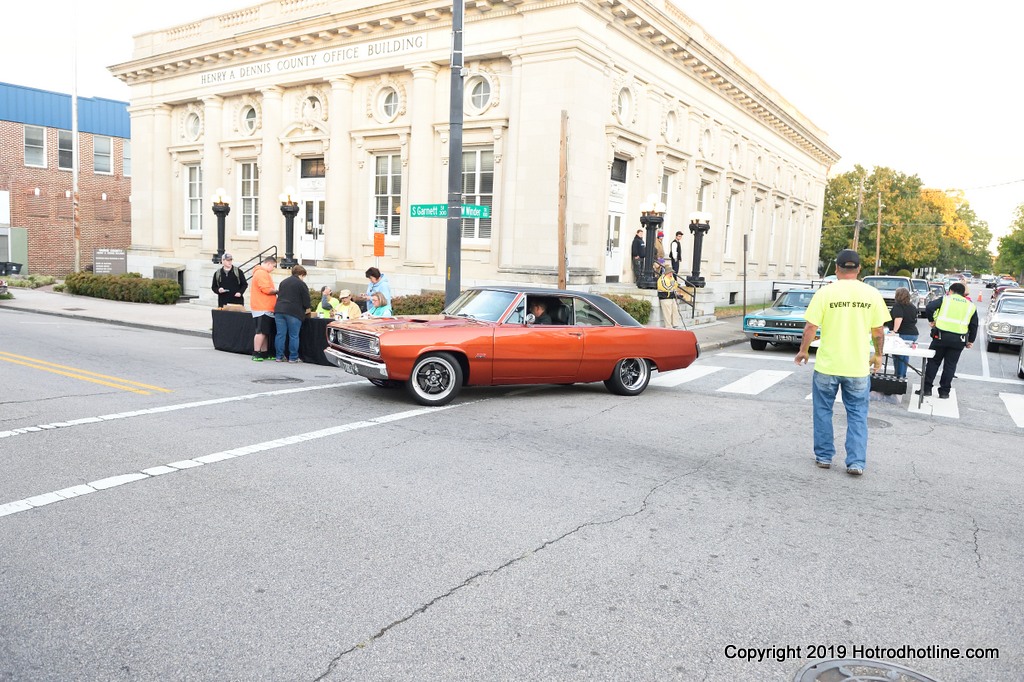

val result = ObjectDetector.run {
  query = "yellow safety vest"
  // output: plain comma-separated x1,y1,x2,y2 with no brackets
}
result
934,294,975,334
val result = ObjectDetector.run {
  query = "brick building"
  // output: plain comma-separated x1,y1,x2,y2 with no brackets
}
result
0,82,131,276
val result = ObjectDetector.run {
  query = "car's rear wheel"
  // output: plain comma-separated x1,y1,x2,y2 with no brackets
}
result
987,340,1000,353
406,352,463,406
604,358,651,396
750,339,768,351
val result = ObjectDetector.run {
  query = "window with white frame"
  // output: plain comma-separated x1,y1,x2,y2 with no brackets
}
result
58,131,74,171
186,164,203,232
461,148,493,239
24,125,45,167
93,135,112,174
374,154,402,237
240,161,259,233
123,140,132,177
724,191,737,256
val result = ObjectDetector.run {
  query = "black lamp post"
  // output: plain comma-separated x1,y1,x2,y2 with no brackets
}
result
279,187,299,269
685,211,711,288
211,187,231,264
637,197,666,289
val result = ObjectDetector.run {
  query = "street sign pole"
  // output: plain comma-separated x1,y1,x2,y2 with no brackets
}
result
445,0,465,307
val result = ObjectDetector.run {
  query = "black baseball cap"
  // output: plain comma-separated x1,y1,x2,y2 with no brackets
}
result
836,249,861,269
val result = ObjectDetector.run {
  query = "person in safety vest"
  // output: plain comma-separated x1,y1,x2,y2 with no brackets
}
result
917,281,978,399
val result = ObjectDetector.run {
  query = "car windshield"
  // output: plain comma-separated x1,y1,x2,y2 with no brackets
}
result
443,289,518,322
777,291,814,308
996,298,1024,315
864,277,905,291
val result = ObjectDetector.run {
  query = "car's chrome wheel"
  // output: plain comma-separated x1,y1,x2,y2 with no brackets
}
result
406,352,463,406
750,339,768,351
604,358,651,396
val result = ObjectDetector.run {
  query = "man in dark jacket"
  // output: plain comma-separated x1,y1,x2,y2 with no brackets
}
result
631,229,645,283
916,282,979,399
211,253,248,307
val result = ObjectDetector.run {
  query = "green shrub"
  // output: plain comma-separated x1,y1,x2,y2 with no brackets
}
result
64,272,181,304
393,292,446,315
3,275,56,288
607,294,652,325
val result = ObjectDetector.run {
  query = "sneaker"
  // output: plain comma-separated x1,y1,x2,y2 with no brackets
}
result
251,355,264,362
846,467,864,476
914,387,932,396
815,460,832,469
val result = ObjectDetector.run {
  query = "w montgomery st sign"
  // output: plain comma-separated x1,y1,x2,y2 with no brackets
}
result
199,34,428,86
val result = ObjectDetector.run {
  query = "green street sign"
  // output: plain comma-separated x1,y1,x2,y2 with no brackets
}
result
410,204,491,219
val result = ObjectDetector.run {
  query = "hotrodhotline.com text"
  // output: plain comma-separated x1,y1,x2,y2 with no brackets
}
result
723,644,1000,664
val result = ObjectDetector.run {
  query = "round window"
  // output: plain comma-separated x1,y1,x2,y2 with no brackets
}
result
381,88,398,119
469,77,491,110
616,88,632,122
242,106,256,133
186,112,201,140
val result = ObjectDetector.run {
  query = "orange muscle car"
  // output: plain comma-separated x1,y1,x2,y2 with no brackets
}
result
324,287,700,405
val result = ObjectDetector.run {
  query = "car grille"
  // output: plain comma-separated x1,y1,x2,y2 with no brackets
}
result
330,328,378,355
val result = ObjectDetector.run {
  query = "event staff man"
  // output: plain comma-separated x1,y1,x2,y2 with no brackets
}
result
917,282,978,399
794,249,890,476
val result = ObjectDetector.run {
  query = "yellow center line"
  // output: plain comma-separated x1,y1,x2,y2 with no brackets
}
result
0,351,172,395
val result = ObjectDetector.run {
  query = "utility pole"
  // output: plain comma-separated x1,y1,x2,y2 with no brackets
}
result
444,0,465,306
874,191,882,275
851,175,865,251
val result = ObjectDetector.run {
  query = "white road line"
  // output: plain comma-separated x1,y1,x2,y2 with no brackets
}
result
651,365,724,387
0,403,464,519
0,383,351,439
718,369,792,395
999,393,1024,428
718,351,810,363
907,384,960,418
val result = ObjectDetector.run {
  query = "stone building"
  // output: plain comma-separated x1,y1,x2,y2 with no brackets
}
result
0,82,132,276
110,0,838,306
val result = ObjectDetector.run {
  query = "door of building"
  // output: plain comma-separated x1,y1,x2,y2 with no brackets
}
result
299,197,325,264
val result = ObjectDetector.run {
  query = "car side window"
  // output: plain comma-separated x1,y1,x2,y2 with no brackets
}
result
574,299,614,327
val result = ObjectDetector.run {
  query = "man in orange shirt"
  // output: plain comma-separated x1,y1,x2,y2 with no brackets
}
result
250,256,278,361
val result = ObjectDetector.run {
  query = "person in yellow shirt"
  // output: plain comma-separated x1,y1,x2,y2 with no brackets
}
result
794,249,890,476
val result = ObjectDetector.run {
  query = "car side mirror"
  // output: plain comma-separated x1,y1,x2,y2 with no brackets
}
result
525,313,536,325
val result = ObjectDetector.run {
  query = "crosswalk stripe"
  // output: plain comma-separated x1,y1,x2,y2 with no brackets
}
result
652,364,724,387
907,384,960,418
718,369,792,395
999,393,1024,428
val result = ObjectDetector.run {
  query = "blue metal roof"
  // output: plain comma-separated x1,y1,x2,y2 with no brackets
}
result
0,82,129,138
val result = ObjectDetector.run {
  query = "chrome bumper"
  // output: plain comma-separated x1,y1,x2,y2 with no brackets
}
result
324,348,389,381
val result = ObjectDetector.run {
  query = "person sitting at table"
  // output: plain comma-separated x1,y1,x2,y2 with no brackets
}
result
333,289,362,320
363,290,393,317
315,285,341,319
888,286,919,379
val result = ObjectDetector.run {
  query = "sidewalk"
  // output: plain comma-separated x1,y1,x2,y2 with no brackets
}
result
0,287,747,351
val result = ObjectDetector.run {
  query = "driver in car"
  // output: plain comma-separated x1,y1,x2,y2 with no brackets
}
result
530,299,553,325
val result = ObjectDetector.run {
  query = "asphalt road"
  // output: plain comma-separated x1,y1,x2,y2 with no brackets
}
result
1,309,1021,681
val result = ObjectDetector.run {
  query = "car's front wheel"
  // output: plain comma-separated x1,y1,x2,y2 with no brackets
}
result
604,358,651,396
750,339,768,351
406,352,463,406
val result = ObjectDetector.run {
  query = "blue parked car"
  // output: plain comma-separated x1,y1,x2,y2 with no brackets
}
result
743,288,818,351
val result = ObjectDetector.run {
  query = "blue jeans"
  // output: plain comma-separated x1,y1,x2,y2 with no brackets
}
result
892,334,919,378
274,314,302,361
812,371,870,470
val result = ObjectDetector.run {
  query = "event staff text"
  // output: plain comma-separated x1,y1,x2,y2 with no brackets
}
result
723,644,999,663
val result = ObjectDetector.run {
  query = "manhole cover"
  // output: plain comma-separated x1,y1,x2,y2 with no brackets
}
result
867,417,892,428
252,376,303,384
794,658,941,682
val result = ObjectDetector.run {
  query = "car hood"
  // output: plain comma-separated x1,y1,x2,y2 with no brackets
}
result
746,307,807,321
328,315,490,334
